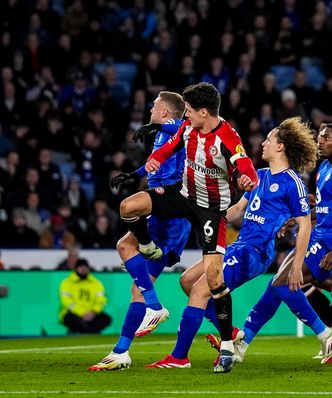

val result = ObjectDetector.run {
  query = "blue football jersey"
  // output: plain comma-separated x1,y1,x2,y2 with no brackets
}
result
236,168,310,267
313,160,332,241
147,119,185,188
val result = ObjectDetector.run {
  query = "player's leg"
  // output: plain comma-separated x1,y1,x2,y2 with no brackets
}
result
267,244,332,363
88,281,146,371
134,255,170,338
120,191,162,258
145,272,209,369
135,217,191,337
180,259,205,296
199,210,234,373
117,232,162,311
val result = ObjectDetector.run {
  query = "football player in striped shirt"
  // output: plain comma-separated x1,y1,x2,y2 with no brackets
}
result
119,82,258,372
145,117,324,371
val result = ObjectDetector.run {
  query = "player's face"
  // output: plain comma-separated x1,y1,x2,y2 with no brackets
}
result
184,102,204,130
262,128,282,161
317,127,332,160
150,97,166,123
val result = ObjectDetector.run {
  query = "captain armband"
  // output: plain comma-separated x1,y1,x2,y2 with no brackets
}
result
229,152,248,166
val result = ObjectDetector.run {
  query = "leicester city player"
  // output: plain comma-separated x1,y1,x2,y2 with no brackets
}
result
233,122,332,365
144,117,328,370
89,91,191,371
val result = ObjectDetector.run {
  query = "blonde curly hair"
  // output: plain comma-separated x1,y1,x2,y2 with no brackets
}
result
276,117,317,173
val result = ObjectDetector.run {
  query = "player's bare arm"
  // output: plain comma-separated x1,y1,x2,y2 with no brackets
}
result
287,214,311,291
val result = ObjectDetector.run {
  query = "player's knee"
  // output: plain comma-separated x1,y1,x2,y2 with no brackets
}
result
120,198,132,218
116,237,134,258
180,273,191,295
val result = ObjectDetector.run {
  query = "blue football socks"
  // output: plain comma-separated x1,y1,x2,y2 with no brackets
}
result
273,285,326,334
125,254,162,310
172,306,205,359
113,302,146,354
243,280,282,344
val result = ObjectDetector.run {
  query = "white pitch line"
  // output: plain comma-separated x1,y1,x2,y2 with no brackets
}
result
0,340,176,354
0,391,331,395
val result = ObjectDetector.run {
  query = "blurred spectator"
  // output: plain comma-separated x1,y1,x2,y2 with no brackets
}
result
10,167,53,211
62,174,89,219
58,70,95,114
4,207,39,248
39,213,76,249
86,215,115,248
88,197,119,232
57,245,81,271
290,70,316,113
36,147,63,204
0,0,331,251
201,57,229,95
259,103,278,136
24,192,50,234
62,0,89,38
57,201,86,246
172,55,198,93
276,89,308,122
59,258,111,334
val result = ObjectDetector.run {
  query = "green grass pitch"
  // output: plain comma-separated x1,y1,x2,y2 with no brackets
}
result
0,334,331,398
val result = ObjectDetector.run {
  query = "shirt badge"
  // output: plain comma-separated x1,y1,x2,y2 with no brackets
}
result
270,183,279,192
209,145,218,156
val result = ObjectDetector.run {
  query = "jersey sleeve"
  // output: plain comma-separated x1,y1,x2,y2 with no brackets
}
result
221,123,258,187
287,177,311,217
136,165,148,177
161,119,183,135
148,120,187,164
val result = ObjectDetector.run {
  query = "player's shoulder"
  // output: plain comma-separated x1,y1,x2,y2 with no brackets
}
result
283,169,307,196
318,159,331,173
165,118,182,127
217,118,242,144
257,167,269,177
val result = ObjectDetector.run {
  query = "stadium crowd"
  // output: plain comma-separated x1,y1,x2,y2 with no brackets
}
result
0,0,331,255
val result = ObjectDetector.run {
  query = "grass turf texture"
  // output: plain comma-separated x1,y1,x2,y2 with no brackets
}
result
0,334,331,398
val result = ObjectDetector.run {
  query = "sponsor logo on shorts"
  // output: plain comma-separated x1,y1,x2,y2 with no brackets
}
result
270,183,279,192
154,187,165,194
209,145,218,156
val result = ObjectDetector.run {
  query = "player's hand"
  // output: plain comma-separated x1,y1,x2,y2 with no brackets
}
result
110,172,137,189
133,123,162,143
320,251,332,271
237,174,255,192
287,268,303,292
277,218,296,238
145,158,161,173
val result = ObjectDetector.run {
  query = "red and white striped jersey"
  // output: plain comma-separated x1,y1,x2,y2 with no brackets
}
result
149,118,257,211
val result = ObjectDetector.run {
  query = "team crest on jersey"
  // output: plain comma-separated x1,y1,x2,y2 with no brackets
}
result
209,145,218,156
154,187,165,195
269,183,279,192
235,144,245,154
